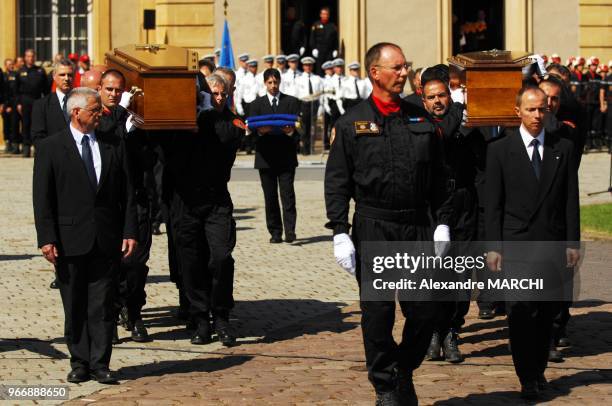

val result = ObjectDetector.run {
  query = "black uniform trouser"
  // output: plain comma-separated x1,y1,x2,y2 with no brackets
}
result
148,160,164,226
173,198,236,323
242,101,255,152
434,301,470,334
56,244,118,371
507,301,560,385
258,167,297,238
352,212,437,393
323,112,331,149
20,97,35,146
9,104,22,143
2,111,13,142
118,202,152,321
300,101,318,155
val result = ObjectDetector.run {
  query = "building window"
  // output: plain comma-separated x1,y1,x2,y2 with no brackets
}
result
19,0,92,62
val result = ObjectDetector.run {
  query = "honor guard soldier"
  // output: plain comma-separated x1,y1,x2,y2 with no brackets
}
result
309,6,339,74
325,42,452,406
17,49,49,157
275,54,288,74
338,61,368,113
235,59,260,153
1,58,19,153
281,54,302,97
256,55,275,97
329,58,346,123
584,57,604,150
235,53,250,85
321,60,335,149
295,56,323,155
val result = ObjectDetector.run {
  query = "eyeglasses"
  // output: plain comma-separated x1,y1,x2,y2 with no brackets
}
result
374,63,411,74
80,106,103,115
211,91,228,98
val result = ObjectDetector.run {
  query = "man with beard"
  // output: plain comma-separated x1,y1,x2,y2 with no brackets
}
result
325,42,452,405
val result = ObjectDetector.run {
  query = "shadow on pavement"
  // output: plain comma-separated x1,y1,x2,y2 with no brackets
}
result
0,254,38,261
0,338,69,359
291,235,333,246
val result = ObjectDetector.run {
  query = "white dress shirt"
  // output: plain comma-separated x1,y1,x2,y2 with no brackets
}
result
294,72,324,100
266,92,280,108
520,124,545,161
56,88,68,108
70,123,102,183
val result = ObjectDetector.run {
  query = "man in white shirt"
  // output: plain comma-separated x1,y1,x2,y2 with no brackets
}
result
338,61,367,113
321,60,335,149
234,53,249,85
275,54,288,74
281,54,302,96
295,56,323,154
256,55,275,97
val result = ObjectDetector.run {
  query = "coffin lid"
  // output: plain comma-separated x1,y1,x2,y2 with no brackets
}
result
449,50,532,69
107,44,198,72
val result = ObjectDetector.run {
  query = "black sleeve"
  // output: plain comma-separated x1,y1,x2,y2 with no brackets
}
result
31,98,47,145
430,131,453,226
324,119,354,234
484,142,504,250
120,137,138,241
565,142,580,245
41,69,50,96
33,139,58,248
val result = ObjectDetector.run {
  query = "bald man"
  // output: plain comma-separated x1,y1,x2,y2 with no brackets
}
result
80,70,102,90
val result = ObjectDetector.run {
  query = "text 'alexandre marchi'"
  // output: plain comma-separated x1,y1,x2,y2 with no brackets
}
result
372,278,545,291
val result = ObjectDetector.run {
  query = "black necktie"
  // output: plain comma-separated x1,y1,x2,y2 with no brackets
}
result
354,78,360,98
293,71,296,80
338,76,341,87
81,135,97,188
308,74,313,95
530,138,542,180
272,97,278,113
61,96,69,123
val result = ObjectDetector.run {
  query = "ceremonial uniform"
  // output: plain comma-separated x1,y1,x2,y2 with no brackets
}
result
280,68,302,97
3,69,21,153
338,75,368,113
325,96,452,395
309,20,338,74
17,64,49,155
294,62,323,155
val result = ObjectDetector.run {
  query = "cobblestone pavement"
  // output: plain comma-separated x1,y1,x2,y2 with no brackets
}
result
0,151,610,405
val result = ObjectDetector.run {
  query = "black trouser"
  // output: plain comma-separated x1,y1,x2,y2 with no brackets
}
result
507,301,560,385
118,202,152,322
323,112,331,149
434,301,470,334
352,212,437,393
300,101,318,155
20,97,35,146
2,110,13,142
258,167,297,239
148,160,164,227
173,198,236,323
553,302,571,335
242,101,255,153
56,244,118,371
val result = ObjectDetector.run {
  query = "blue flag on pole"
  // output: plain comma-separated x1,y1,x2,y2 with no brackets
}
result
219,19,235,69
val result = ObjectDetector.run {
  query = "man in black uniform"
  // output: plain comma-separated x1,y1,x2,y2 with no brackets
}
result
309,7,339,75
419,67,486,365
167,74,243,346
325,43,452,406
17,49,49,157
249,68,301,243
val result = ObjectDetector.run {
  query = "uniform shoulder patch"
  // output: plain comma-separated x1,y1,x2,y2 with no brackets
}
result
354,121,380,135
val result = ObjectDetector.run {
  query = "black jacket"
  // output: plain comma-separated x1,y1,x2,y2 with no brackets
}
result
325,96,452,235
485,128,579,245
33,127,137,257
17,65,48,101
249,93,301,169
32,92,70,145
309,21,338,57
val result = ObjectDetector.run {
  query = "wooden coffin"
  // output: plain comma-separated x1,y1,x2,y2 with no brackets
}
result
105,44,199,130
448,50,531,127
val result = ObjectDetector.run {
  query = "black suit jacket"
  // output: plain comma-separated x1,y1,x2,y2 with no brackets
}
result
485,128,579,246
32,92,70,145
249,93,301,169
33,127,137,257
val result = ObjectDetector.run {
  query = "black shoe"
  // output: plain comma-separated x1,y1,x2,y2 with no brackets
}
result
112,325,120,344
22,144,31,158
395,369,418,406
152,223,161,235
12,144,21,155
549,343,564,363
90,368,118,384
284,232,296,243
191,321,212,345
557,327,571,347
214,318,236,347
67,367,89,383
375,390,402,406
269,235,282,244
442,330,464,363
537,374,548,390
118,306,129,330
426,331,442,361
131,319,150,342
4,142,14,154
49,278,58,289
520,382,539,400
478,309,495,319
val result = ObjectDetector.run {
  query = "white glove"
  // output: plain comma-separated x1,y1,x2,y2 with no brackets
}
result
332,50,338,58
119,91,133,108
433,225,451,258
532,54,547,77
333,233,356,275
236,103,245,116
450,88,465,104
299,47,305,56
312,49,319,58
316,104,324,117
125,114,135,133
461,108,468,127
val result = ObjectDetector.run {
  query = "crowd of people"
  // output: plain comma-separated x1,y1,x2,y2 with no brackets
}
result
0,14,607,405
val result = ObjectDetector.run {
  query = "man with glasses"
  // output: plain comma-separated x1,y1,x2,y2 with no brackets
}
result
325,43,452,405
33,87,137,384
167,74,244,346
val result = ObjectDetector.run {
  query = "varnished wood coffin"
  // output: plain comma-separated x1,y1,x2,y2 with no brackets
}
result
105,44,199,130
448,50,531,127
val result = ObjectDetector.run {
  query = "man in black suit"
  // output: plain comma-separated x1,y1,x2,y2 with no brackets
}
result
32,59,74,145
485,86,580,400
249,68,301,243
33,87,138,384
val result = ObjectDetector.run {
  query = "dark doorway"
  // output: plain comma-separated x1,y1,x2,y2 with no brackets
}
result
280,1,339,56
452,0,504,55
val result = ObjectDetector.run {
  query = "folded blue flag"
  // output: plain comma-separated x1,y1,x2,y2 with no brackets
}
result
247,120,297,130
247,114,299,123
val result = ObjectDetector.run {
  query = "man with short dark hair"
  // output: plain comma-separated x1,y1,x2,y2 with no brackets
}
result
309,7,339,74
249,68,301,243
485,86,580,401
326,42,452,405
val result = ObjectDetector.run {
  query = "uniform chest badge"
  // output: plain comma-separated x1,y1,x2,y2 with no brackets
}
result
354,121,380,135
